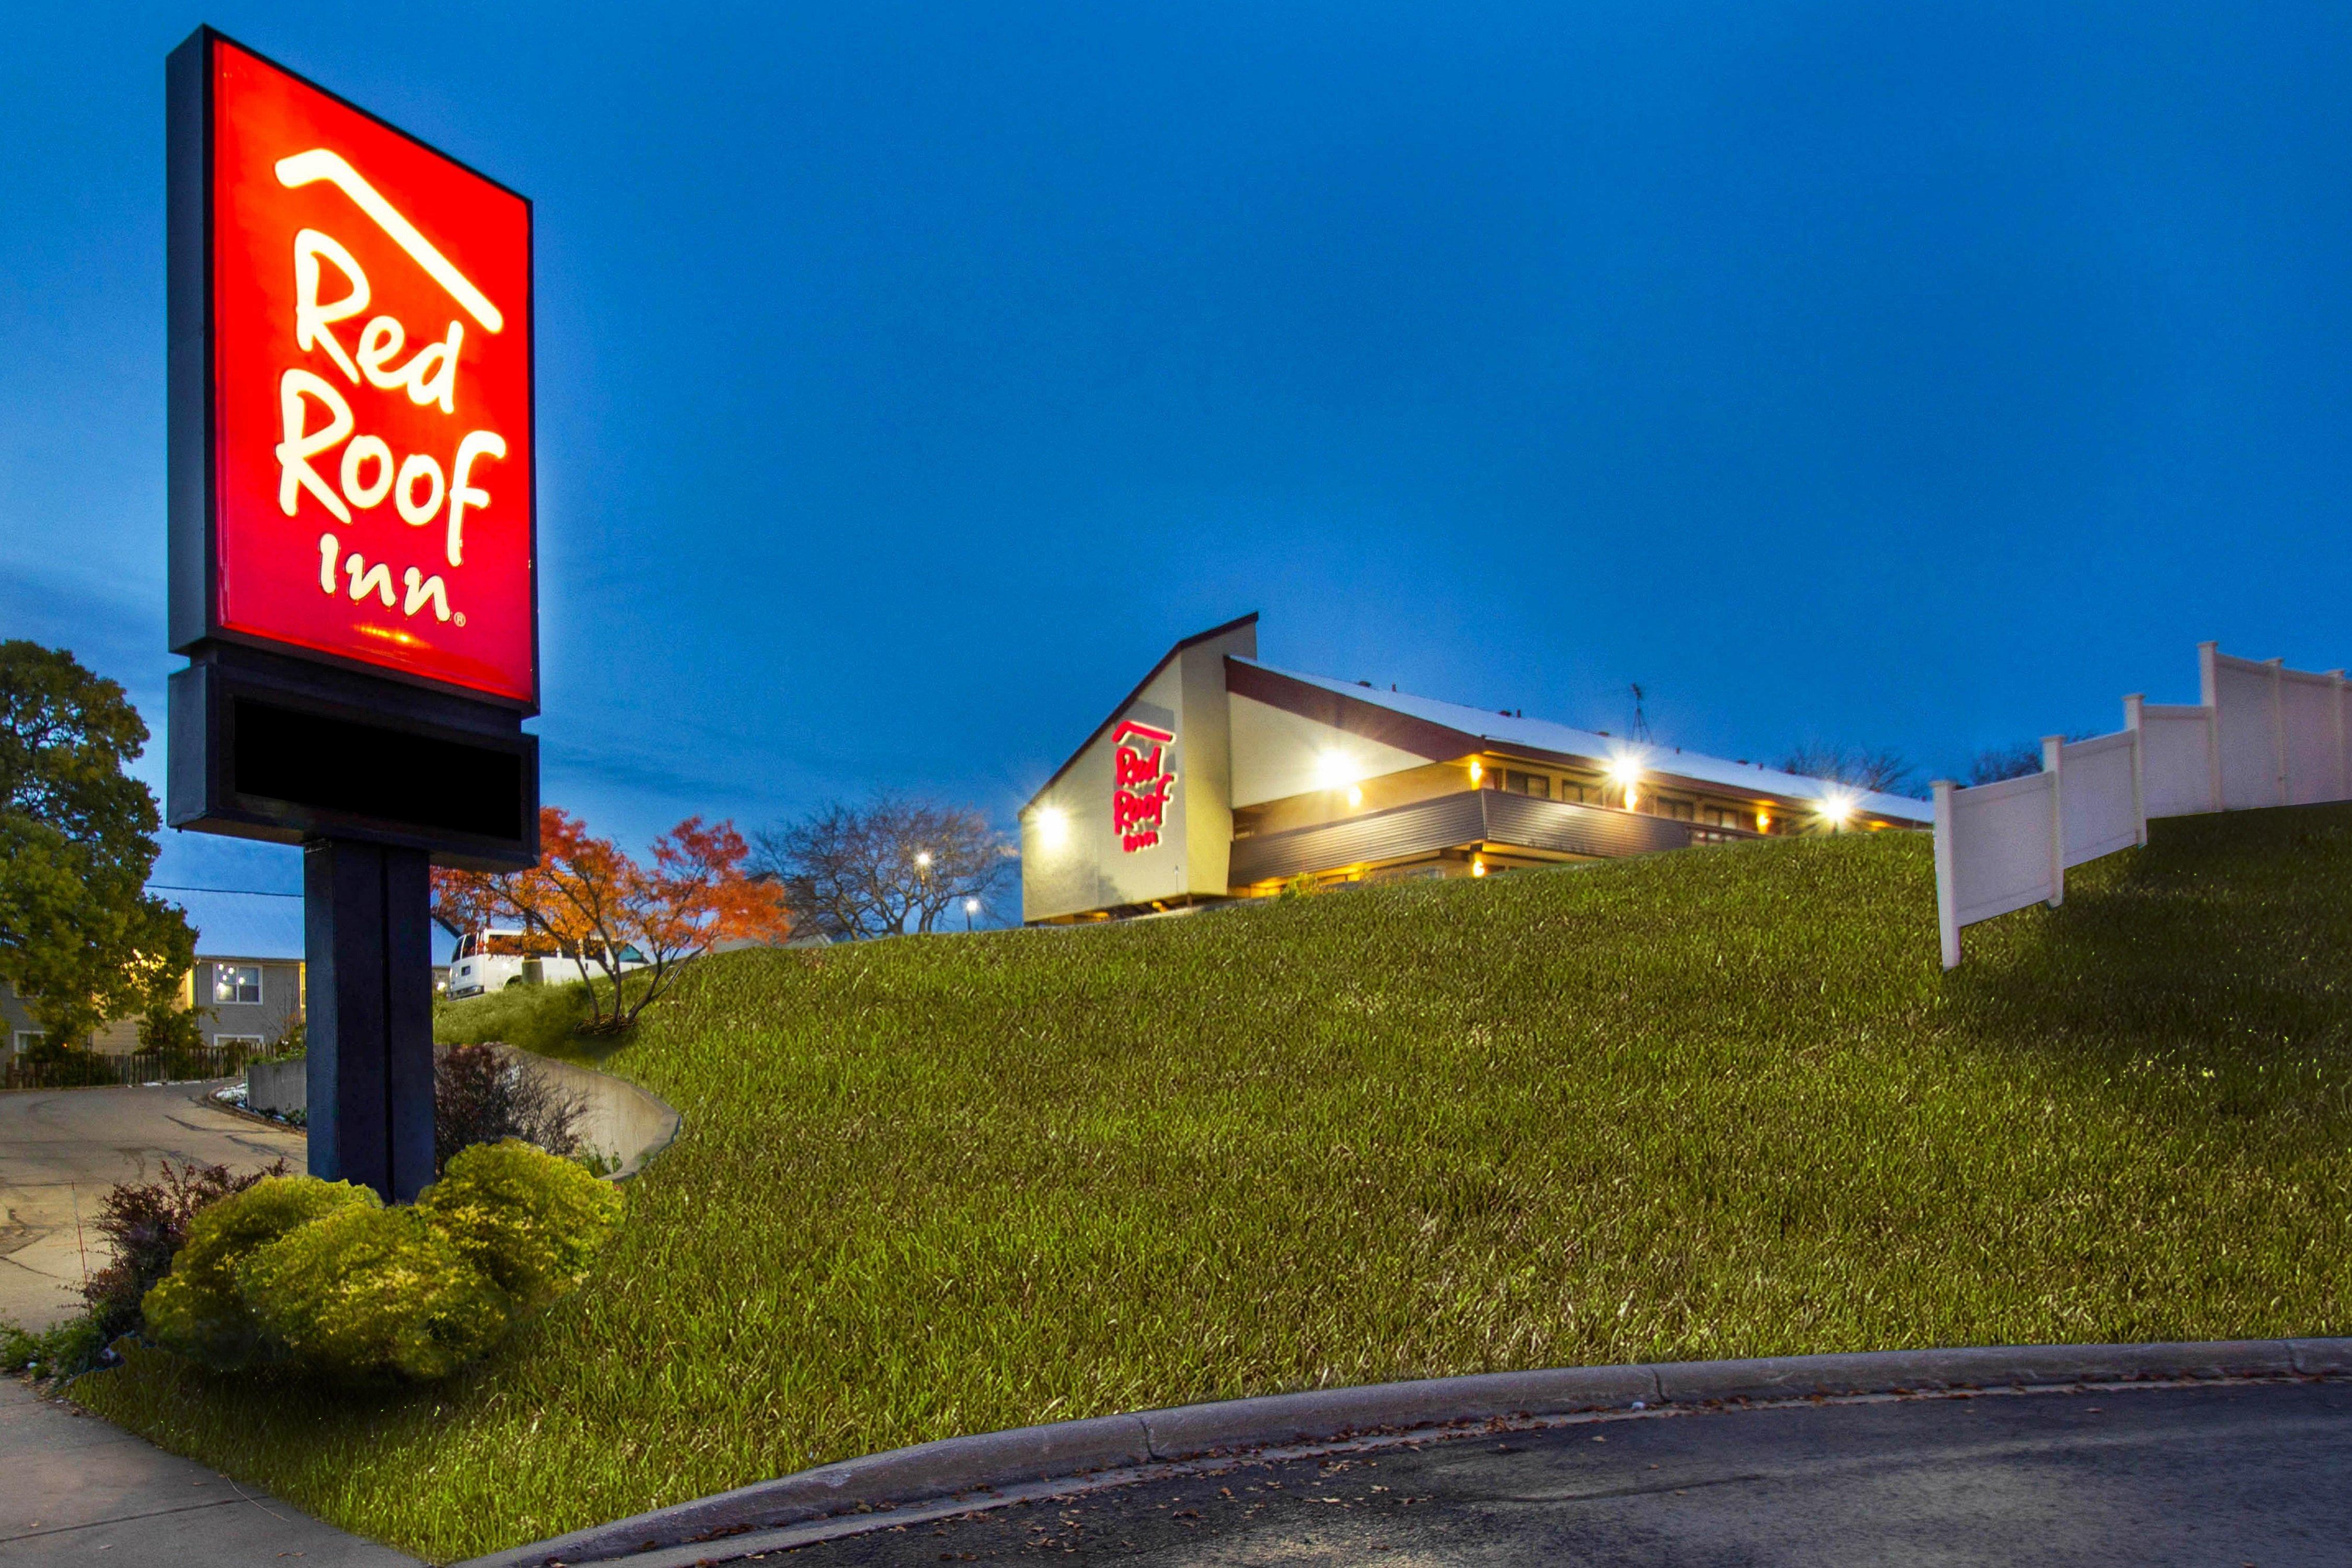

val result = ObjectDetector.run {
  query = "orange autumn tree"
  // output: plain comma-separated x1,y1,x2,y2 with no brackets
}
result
432,806,789,1033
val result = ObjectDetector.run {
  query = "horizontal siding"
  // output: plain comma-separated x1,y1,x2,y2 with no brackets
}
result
1230,792,1488,883
1484,791,1695,857
1228,790,1701,884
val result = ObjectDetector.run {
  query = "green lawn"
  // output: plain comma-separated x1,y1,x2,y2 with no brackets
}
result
76,807,2352,1561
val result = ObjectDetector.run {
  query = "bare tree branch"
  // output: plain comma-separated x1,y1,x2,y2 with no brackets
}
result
753,792,1011,939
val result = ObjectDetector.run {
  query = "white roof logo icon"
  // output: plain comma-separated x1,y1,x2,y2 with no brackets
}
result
274,148,503,332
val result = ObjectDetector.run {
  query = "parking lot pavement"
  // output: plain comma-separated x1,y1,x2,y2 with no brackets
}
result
779,1379,2352,1565
0,1083,303,1331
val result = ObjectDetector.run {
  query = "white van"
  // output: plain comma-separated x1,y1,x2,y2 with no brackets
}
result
445,929,648,999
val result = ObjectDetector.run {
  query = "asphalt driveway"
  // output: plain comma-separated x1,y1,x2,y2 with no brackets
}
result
0,1083,304,1331
787,1379,2352,1566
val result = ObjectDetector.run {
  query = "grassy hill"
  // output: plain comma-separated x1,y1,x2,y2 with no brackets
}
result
78,807,2352,1560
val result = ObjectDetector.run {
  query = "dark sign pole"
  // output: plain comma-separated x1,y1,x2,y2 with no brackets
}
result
165,29,540,1204
305,841,436,1199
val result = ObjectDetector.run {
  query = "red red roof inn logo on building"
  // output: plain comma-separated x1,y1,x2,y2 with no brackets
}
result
1112,721,1177,852
200,36,534,703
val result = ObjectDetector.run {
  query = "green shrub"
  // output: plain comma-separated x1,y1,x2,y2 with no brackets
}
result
140,1144,619,1382
239,1206,511,1381
264,1016,305,1060
416,1140,625,1311
1,1313,109,1378
143,1177,377,1369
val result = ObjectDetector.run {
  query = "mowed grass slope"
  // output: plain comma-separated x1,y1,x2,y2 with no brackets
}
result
79,808,2352,1560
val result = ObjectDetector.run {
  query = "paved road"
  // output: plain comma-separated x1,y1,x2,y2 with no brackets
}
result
0,1084,304,1331
786,1380,2352,1565
0,1378,418,1565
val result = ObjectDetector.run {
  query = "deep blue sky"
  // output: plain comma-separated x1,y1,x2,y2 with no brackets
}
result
6,3,2349,904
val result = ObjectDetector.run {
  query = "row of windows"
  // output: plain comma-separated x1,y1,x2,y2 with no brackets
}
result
1493,767,1765,831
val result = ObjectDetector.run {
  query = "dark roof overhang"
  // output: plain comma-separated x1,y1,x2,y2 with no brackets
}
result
1223,659,1483,762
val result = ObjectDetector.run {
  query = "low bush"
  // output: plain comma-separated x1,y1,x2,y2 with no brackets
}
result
259,1016,305,1062
417,1141,625,1311
1,1314,109,1379
144,1178,379,1370
240,1205,511,1381
83,1159,292,1341
434,1044,584,1175
142,1143,622,1383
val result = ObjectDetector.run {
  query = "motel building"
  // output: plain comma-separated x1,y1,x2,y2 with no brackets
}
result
1020,614,1932,924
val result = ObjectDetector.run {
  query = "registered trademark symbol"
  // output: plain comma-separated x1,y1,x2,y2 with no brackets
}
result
454,612,466,626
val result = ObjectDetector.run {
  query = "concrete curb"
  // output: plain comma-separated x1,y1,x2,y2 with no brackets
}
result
454,1336,2351,1567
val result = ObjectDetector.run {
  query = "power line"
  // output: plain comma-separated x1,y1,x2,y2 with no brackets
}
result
149,884,302,897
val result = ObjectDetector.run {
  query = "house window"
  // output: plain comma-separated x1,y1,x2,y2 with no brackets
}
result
212,964,262,1006
1656,797,1695,821
1702,805,1744,829
1506,771,1549,798
1559,781,1588,804
11,1031,39,1055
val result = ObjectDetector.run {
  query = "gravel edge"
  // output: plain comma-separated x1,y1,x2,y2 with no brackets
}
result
456,1338,2350,1567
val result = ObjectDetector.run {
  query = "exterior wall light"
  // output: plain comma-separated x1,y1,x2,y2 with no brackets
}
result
1346,786,1363,808
1034,806,1068,848
1472,858,1488,877
1756,810,1771,832
1819,791,1857,829
1605,753,1642,811
1315,751,1361,790
1467,760,1483,785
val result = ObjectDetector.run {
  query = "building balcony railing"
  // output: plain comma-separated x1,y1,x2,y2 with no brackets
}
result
1228,787,1761,887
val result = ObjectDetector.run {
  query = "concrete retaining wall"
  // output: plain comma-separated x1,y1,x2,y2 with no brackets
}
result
238,1048,680,1180
245,1057,307,1118
497,1047,681,1179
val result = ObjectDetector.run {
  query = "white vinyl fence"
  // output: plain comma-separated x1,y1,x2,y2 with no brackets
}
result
1934,642,2352,968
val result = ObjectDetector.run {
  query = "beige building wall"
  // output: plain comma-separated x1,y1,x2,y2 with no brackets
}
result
1228,693,1435,808
1021,618,1257,921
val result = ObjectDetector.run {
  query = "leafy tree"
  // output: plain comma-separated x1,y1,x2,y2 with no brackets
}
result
1778,743,1921,798
753,792,1012,939
431,806,789,1034
136,995,210,1056
0,642,194,1043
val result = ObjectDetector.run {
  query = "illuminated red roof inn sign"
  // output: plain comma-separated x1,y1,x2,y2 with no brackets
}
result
1112,721,1177,852
183,33,534,704
169,28,539,874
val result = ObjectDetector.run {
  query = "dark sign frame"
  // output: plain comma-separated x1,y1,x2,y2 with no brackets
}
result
166,26,540,873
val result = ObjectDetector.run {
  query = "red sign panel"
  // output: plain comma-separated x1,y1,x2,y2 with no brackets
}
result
1111,720,1177,852
202,37,534,704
